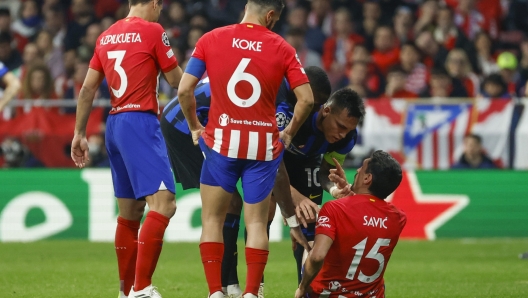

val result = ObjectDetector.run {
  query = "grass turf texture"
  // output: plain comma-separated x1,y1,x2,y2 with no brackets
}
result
1,239,528,297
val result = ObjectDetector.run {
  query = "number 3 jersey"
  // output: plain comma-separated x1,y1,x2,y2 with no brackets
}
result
312,195,407,298
191,23,308,161
89,17,178,115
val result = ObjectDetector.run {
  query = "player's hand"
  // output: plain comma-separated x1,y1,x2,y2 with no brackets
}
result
295,198,320,228
290,226,311,252
280,128,293,149
71,134,89,168
190,125,205,145
295,285,312,298
329,157,355,199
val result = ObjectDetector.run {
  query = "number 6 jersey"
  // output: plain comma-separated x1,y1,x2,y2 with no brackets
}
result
89,17,178,115
312,194,407,298
191,23,309,161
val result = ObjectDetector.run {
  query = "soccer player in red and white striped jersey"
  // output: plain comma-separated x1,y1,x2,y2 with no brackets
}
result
177,1,313,297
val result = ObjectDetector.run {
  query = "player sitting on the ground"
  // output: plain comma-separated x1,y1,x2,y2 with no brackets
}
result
295,151,407,298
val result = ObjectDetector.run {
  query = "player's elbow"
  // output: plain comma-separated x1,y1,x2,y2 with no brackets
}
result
309,252,326,265
177,87,192,102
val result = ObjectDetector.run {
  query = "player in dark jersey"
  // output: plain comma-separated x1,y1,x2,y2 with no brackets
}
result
295,151,406,298
276,87,365,284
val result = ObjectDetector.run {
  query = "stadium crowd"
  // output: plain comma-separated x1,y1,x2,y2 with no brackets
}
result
0,0,527,168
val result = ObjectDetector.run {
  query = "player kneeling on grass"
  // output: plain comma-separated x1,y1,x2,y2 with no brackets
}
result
295,151,407,298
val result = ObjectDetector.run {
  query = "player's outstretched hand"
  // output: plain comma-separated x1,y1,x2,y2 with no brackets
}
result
295,286,312,298
290,226,311,252
71,134,89,168
190,125,205,145
329,157,355,199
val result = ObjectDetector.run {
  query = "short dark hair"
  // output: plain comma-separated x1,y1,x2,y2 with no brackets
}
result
465,133,482,144
430,67,450,78
387,64,407,75
482,73,507,93
326,88,366,121
366,150,402,199
286,66,330,108
248,0,285,12
401,41,421,57
0,32,12,44
129,0,162,6
306,66,331,107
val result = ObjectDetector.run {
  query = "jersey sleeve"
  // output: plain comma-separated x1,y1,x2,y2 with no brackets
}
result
315,202,338,241
89,47,103,72
282,42,309,90
151,24,178,73
323,129,358,166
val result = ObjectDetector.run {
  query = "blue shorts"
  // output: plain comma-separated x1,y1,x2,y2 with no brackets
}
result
198,137,283,204
106,112,175,199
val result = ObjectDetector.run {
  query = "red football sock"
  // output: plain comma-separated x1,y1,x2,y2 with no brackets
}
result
115,216,140,296
244,247,269,295
199,242,224,294
134,211,169,291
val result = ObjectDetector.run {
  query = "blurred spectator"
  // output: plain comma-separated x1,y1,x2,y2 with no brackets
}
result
11,0,42,53
283,5,326,55
322,8,363,81
0,136,43,168
0,7,11,34
43,4,66,49
55,49,77,98
20,63,56,101
184,26,204,61
474,31,499,76
35,30,64,79
415,30,449,70
93,0,121,20
452,134,497,169
399,41,428,95
12,42,41,80
496,51,523,97
64,0,97,52
413,0,438,35
100,16,115,31
308,0,333,36
454,0,488,40
285,27,322,68
359,0,381,49
420,67,468,98
188,13,209,30
85,133,109,167
480,73,510,99
345,61,378,98
0,32,22,70
445,48,480,97
346,43,384,95
371,25,400,75
77,23,102,61
393,6,414,44
204,0,246,28
380,65,418,100
63,57,89,103
165,1,188,41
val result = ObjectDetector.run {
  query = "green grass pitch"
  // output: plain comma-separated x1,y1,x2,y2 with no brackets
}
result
1,239,528,297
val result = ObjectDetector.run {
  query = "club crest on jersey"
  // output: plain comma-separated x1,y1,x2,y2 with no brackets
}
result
162,32,170,46
329,281,342,291
275,112,290,128
219,113,229,127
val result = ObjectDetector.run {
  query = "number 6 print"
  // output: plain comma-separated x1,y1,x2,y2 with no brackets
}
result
227,58,261,108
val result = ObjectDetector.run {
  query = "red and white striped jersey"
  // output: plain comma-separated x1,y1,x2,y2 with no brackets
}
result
191,23,309,161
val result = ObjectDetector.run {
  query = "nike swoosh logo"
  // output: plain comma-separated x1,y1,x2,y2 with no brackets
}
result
309,194,321,199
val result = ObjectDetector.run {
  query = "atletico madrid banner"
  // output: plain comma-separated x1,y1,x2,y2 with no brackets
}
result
362,98,518,169
0,169,526,242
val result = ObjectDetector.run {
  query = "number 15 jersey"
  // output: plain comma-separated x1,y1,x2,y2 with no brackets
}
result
192,23,308,161
90,17,178,115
